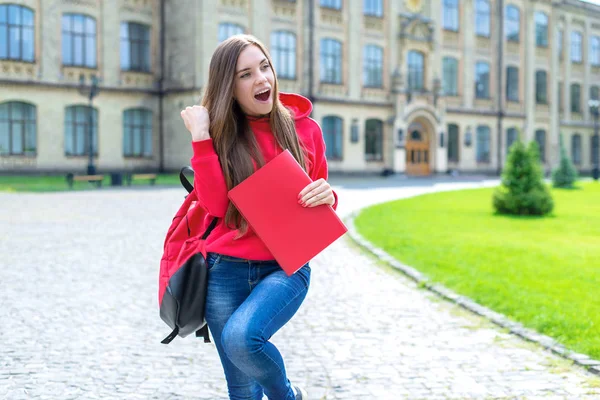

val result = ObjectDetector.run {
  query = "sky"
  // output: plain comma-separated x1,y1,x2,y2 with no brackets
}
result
583,0,600,4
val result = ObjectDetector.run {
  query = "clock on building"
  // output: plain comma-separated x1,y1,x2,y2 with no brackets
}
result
405,0,422,13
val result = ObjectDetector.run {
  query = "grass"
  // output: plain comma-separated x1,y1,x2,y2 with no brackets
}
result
355,181,600,360
0,173,183,192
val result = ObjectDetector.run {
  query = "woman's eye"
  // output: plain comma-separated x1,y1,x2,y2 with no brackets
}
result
262,64,269,70
241,73,250,78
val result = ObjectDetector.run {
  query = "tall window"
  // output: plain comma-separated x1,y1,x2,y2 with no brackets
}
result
506,127,518,153
558,29,564,59
0,102,36,155
535,129,546,162
322,116,343,160
592,134,599,166
535,12,548,47
120,22,150,72
591,86,599,101
443,0,459,31
505,5,520,42
571,83,581,113
65,105,98,156
0,4,34,61
591,36,600,66
535,70,547,104
572,134,582,165
363,45,383,87
123,109,152,157
442,57,458,96
475,62,490,98
321,0,342,10
62,14,96,68
407,50,424,91
558,82,564,112
365,119,383,161
447,123,459,162
571,31,582,63
476,125,490,163
320,39,342,84
475,0,490,37
363,0,382,17
218,23,244,43
271,31,296,79
506,66,519,102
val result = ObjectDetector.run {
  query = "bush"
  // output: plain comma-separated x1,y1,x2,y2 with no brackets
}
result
493,137,554,216
552,134,578,189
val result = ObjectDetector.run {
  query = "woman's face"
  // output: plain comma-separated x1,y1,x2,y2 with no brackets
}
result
233,45,275,117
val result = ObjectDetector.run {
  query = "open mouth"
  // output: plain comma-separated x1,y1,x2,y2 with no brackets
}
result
254,89,271,102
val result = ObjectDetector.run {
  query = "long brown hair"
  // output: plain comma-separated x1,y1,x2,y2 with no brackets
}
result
200,34,306,238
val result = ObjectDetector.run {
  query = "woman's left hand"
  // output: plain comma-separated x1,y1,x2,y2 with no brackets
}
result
298,178,335,208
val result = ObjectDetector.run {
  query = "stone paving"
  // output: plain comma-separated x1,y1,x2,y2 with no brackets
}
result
1,178,600,399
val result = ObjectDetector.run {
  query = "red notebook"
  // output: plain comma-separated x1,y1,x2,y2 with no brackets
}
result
228,149,347,276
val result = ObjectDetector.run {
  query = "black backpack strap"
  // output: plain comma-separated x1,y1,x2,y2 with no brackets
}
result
161,326,179,344
202,217,219,240
196,325,211,343
180,166,195,194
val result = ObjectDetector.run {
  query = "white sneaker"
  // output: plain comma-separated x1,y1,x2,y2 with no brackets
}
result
293,385,308,400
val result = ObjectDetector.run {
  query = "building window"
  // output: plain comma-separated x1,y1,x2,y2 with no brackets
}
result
557,29,564,59
476,125,490,163
363,0,382,17
506,66,519,102
218,22,244,43
475,0,490,37
271,31,296,80
0,102,36,155
442,57,458,96
558,82,564,112
120,22,150,72
506,127,518,153
571,83,581,113
363,45,383,87
535,70,547,104
505,5,520,42
365,119,383,161
448,123,459,162
321,0,342,10
407,50,424,91
592,134,599,166
65,105,98,156
320,38,342,84
591,86,599,101
123,109,152,157
572,134,582,165
322,116,343,160
535,129,546,162
443,0,459,32
0,4,34,62
591,36,600,67
475,62,490,99
62,14,96,68
535,12,548,48
571,31,582,63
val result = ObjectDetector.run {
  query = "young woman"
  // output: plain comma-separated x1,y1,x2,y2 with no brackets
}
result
180,35,338,400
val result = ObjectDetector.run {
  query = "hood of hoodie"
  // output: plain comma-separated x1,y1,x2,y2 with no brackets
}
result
247,92,312,125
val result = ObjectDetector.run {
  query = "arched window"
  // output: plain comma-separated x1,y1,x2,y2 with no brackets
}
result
407,50,424,91
271,31,296,80
123,108,153,157
363,45,383,87
0,102,36,155
475,62,490,98
476,126,490,163
320,39,342,84
120,22,150,72
535,70,547,104
571,134,582,165
0,4,34,61
571,31,582,63
65,105,98,156
506,127,518,153
535,12,548,47
475,0,490,37
505,5,520,42
62,14,97,68
365,119,383,161
218,23,244,43
322,116,343,160
535,129,546,162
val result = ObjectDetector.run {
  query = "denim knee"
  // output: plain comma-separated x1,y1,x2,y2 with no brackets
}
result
221,321,263,361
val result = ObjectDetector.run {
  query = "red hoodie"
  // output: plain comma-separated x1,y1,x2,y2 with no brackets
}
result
190,92,339,261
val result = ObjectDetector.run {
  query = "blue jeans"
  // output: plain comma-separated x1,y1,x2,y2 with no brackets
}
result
205,252,311,400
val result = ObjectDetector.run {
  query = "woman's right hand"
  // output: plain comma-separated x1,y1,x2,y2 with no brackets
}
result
181,105,211,142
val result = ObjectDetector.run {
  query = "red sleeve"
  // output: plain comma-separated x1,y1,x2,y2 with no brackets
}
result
308,123,339,211
190,139,229,217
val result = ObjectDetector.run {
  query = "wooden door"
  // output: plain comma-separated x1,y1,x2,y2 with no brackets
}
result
405,123,431,175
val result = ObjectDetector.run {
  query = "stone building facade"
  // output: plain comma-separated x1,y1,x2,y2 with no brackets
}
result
1,0,599,175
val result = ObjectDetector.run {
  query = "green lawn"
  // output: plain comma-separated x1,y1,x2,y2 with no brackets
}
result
355,181,600,359
0,173,183,192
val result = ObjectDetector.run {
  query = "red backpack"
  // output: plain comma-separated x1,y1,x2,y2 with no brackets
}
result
158,167,218,344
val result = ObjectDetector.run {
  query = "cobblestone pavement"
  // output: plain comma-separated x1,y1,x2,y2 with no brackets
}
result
1,179,600,400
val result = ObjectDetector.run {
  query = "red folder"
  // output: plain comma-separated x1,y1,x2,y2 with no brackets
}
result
228,149,347,276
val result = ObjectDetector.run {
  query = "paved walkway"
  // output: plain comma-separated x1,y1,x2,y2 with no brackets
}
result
1,177,599,399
